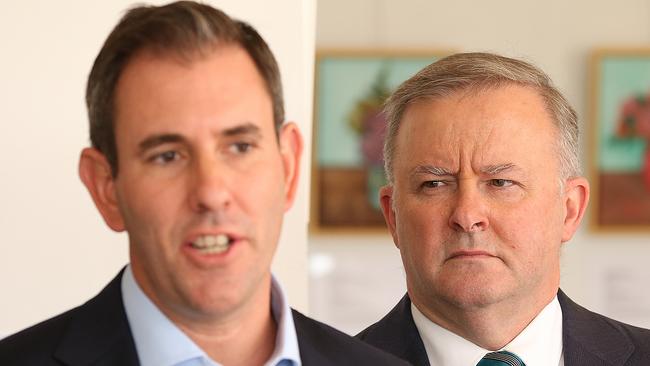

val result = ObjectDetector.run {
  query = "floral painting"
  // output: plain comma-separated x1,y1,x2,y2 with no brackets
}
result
592,49,650,230
312,51,444,231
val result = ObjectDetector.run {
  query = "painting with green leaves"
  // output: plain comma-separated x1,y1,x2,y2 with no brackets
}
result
312,51,446,231
592,49,650,230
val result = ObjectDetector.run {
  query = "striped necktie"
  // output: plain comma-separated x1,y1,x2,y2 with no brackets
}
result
476,350,526,366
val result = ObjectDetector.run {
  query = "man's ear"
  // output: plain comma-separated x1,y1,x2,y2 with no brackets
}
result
561,176,590,242
278,122,303,211
78,148,125,232
380,185,400,248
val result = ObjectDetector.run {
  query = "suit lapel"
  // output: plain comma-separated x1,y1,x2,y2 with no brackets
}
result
292,309,330,365
53,270,139,366
358,294,429,366
559,289,634,366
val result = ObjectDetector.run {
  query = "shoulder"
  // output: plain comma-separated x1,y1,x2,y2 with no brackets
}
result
356,294,413,344
356,295,428,366
356,302,407,341
0,270,134,366
590,311,650,347
291,309,411,365
559,290,650,364
0,306,80,365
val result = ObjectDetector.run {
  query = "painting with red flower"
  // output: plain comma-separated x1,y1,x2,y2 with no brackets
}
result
312,51,446,231
592,49,650,230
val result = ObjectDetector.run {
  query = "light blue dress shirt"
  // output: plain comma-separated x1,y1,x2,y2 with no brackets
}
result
121,266,301,366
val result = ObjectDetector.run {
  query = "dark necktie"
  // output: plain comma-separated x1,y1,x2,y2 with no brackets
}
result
476,350,526,366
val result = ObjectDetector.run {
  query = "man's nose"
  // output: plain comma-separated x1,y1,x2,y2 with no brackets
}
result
188,156,232,214
448,183,489,233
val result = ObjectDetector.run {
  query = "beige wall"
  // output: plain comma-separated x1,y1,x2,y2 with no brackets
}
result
310,0,650,334
0,0,315,337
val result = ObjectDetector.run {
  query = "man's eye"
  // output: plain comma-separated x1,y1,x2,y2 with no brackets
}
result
422,180,445,189
150,151,179,164
230,142,253,154
490,179,514,187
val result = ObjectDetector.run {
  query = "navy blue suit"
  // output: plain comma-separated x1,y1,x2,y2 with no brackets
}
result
0,271,410,366
357,291,650,366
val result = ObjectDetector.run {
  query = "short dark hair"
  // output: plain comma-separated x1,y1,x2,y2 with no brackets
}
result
86,1,284,176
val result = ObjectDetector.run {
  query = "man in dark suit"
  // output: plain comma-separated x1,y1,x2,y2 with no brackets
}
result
0,2,408,365
357,52,650,365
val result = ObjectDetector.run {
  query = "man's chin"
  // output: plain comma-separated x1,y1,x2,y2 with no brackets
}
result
432,277,514,310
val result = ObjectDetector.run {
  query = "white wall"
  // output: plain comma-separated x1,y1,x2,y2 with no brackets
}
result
310,0,650,335
0,0,315,337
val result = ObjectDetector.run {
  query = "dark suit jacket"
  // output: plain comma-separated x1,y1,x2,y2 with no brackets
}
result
356,291,650,366
0,271,409,366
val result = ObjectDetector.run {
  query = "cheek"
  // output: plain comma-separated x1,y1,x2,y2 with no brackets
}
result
395,200,446,262
238,161,287,224
494,198,564,266
401,196,448,230
116,176,185,235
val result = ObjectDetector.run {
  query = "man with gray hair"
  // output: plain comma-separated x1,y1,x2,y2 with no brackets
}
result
357,52,650,365
0,2,408,365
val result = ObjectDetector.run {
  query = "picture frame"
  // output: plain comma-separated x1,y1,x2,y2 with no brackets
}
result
311,50,448,233
590,48,650,231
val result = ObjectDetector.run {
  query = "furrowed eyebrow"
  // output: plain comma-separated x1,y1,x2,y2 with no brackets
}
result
410,165,455,177
481,163,518,175
138,134,186,154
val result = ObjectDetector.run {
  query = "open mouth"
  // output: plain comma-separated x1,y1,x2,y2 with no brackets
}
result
189,234,233,254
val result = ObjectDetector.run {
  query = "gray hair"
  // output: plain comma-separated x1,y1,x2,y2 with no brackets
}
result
383,52,579,184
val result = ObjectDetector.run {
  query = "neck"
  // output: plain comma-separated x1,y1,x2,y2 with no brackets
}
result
411,289,556,350
169,278,277,366
180,308,277,366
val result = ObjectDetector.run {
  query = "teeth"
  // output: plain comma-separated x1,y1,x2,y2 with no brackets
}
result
216,234,229,246
191,234,231,254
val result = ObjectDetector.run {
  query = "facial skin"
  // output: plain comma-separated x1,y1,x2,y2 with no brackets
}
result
79,44,302,341
380,85,589,348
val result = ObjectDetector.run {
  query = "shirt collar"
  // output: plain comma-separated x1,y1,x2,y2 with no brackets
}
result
411,296,563,366
267,275,302,366
121,265,301,366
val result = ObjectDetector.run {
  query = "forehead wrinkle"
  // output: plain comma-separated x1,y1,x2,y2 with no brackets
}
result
410,165,456,179
481,163,518,175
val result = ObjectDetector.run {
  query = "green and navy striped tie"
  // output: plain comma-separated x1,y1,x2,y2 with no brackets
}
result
476,351,526,366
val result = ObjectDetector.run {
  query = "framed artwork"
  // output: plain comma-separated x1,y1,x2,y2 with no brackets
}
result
311,50,447,232
591,49,650,231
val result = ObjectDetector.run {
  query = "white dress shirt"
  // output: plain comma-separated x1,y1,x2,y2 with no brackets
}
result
121,265,301,366
411,296,564,366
